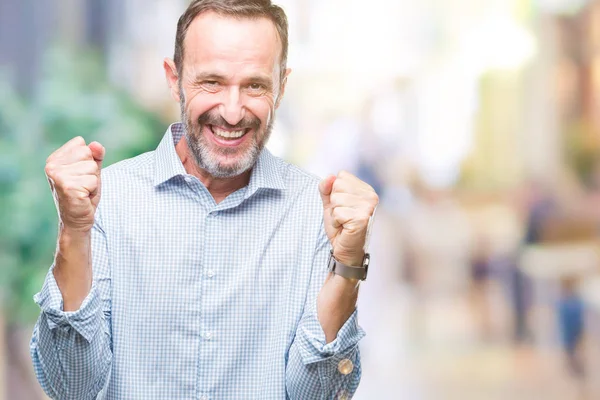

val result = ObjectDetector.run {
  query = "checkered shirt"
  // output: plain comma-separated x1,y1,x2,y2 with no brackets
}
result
30,123,365,400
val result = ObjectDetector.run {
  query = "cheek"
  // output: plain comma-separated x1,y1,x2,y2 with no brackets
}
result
246,97,276,125
184,91,218,120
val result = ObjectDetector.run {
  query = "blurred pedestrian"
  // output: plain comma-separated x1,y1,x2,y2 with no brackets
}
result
557,276,585,377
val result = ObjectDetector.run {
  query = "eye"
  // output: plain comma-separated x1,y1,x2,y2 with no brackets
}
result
200,80,221,92
249,83,264,91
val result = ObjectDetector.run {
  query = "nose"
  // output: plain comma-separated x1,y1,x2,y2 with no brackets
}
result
218,86,246,126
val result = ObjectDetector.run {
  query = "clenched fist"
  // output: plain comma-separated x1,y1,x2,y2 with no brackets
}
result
319,171,379,267
45,137,105,233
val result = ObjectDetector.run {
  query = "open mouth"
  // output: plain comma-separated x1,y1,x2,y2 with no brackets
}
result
207,125,251,147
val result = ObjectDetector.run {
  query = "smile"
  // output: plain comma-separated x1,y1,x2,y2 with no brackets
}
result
207,125,251,147
210,125,248,139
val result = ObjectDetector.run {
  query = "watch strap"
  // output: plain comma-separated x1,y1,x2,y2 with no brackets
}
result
327,250,369,281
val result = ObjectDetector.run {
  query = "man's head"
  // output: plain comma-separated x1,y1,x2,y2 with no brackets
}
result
164,0,291,178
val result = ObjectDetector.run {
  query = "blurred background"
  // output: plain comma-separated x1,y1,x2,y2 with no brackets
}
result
2,0,600,399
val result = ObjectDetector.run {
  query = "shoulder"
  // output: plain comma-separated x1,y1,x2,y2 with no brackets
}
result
263,149,320,188
284,162,321,187
101,151,154,185
98,151,155,211
267,155,327,232
268,152,322,201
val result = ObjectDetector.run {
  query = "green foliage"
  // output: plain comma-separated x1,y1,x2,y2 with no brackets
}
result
0,45,167,323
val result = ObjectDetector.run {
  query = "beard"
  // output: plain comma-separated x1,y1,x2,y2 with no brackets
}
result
180,94,274,179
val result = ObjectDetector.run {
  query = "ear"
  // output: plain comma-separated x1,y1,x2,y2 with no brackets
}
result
163,58,181,103
275,68,292,109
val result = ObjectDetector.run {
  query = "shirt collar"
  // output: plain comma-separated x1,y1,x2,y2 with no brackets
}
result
245,142,287,196
152,123,187,187
153,122,286,192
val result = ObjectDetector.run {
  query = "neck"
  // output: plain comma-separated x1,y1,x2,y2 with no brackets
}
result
175,136,251,204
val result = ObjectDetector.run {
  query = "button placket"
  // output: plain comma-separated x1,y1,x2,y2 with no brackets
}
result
204,212,217,280
201,211,217,346
198,208,218,393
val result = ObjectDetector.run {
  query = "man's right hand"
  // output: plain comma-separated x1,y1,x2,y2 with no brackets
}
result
45,137,105,233
45,137,105,311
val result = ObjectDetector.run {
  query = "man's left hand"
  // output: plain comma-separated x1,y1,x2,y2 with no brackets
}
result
318,171,379,267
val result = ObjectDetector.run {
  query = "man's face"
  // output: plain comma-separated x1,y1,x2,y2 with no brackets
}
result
176,12,287,178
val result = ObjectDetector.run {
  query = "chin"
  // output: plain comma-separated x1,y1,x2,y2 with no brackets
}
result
202,152,256,178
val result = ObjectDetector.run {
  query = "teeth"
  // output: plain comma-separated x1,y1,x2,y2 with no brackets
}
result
213,127,245,139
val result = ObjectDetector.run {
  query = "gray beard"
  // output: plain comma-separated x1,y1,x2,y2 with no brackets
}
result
180,102,274,179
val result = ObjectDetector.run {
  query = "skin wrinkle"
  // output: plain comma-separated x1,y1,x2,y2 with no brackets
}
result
164,12,290,201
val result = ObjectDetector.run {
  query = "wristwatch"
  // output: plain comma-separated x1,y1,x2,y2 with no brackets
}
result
327,250,370,281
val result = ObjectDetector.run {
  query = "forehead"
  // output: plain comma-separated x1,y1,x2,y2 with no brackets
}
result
182,11,281,77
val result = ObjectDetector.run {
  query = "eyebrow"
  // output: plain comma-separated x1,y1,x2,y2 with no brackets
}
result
244,75,273,88
193,72,227,83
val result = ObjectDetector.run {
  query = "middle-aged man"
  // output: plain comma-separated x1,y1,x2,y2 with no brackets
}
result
30,1,378,399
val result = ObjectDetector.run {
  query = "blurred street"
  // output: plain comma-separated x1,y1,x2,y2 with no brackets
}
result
354,204,598,400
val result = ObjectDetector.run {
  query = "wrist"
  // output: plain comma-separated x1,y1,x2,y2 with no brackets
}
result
54,227,93,312
332,250,365,267
59,225,92,244
330,273,361,288
56,226,92,268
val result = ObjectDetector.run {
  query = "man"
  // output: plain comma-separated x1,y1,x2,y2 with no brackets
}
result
30,1,378,399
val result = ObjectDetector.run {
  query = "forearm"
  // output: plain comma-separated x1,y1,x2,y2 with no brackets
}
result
317,250,363,343
317,274,359,343
53,226,93,311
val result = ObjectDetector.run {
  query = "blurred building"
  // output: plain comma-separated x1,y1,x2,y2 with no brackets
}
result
0,0,187,115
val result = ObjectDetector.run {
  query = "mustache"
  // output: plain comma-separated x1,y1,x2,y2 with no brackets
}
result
197,111,261,131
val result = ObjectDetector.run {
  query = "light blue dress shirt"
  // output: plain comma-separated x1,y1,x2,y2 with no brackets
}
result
30,123,365,400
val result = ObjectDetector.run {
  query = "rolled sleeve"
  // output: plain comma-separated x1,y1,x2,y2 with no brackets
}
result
34,266,103,344
296,302,365,365
287,304,365,399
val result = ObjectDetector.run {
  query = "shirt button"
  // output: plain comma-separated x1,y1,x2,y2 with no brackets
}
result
184,176,192,183
203,331,213,340
205,269,215,278
337,359,354,375
199,395,209,400
336,390,349,400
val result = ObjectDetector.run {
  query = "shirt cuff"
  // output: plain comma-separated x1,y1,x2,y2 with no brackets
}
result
33,266,101,343
296,300,366,366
